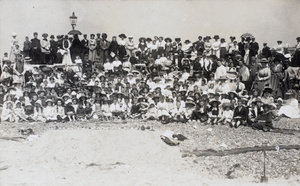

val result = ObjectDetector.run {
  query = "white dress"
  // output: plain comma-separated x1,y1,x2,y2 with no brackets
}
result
61,40,73,66
278,98,300,118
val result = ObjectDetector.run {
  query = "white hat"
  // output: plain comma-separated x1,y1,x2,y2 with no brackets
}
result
65,99,72,104
12,33,17,37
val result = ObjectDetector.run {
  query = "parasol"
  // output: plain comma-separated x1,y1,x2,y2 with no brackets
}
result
241,33,254,39
68,30,82,35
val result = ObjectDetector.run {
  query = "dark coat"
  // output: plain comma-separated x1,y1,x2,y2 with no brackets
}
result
233,106,248,120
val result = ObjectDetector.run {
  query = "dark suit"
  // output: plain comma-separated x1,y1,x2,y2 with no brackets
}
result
50,40,57,64
81,39,89,58
250,42,259,58
194,40,204,54
31,38,41,64
261,46,271,58
233,106,248,121
238,42,245,57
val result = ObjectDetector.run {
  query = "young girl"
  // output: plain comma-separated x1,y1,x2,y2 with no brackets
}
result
33,100,46,122
44,99,57,122
13,101,27,122
65,99,76,121
207,99,220,125
1,101,14,122
56,99,66,122
76,102,86,121
218,102,234,125
232,99,248,128
85,102,94,120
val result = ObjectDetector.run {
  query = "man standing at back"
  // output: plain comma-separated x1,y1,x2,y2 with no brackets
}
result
81,34,89,59
250,37,259,59
238,37,245,57
194,36,204,55
31,32,41,64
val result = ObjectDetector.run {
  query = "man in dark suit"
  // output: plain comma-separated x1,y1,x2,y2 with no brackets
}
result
261,43,272,59
31,32,41,64
49,35,57,65
250,37,259,58
81,34,89,59
193,36,204,55
238,37,245,57
176,44,185,70
56,35,63,64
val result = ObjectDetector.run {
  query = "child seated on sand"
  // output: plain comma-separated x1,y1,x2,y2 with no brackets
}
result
13,101,27,122
218,102,234,125
1,101,14,122
65,99,76,122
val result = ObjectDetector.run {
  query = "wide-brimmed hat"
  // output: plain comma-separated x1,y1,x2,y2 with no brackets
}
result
285,89,294,96
118,33,127,38
139,37,146,42
228,91,238,97
205,36,212,40
24,57,32,62
146,38,152,42
184,40,191,44
42,33,48,37
222,102,234,109
175,38,181,42
263,87,272,93
164,37,172,42
185,101,196,107
260,58,269,63
213,35,220,39
45,99,53,103
209,99,221,105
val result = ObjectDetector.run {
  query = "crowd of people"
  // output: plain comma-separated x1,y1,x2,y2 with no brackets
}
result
1,32,300,132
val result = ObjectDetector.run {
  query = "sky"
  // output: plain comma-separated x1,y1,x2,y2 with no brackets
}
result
0,0,299,55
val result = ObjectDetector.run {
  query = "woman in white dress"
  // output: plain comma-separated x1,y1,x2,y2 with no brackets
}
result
212,35,220,58
9,33,19,63
277,90,300,118
61,35,73,66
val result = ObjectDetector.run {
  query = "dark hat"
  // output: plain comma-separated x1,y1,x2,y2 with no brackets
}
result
42,33,48,37
33,32,38,36
139,37,146,42
175,38,181,42
263,87,273,93
118,33,127,38
260,58,268,63
90,34,95,37
213,35,220,39
164,37,172,42
198,36,202,39
296,37,300,41
206,36,212,40
50,35,54,39
277,40,282,44
230,36,236,40
146,38,152,42
184,40,191,44
222,102,234,109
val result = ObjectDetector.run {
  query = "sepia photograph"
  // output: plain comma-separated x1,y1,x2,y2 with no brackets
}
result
0,0,300,185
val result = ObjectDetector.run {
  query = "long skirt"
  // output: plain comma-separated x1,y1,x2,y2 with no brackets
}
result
89,49,97,61
119,46,127,62
220,47,227,59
